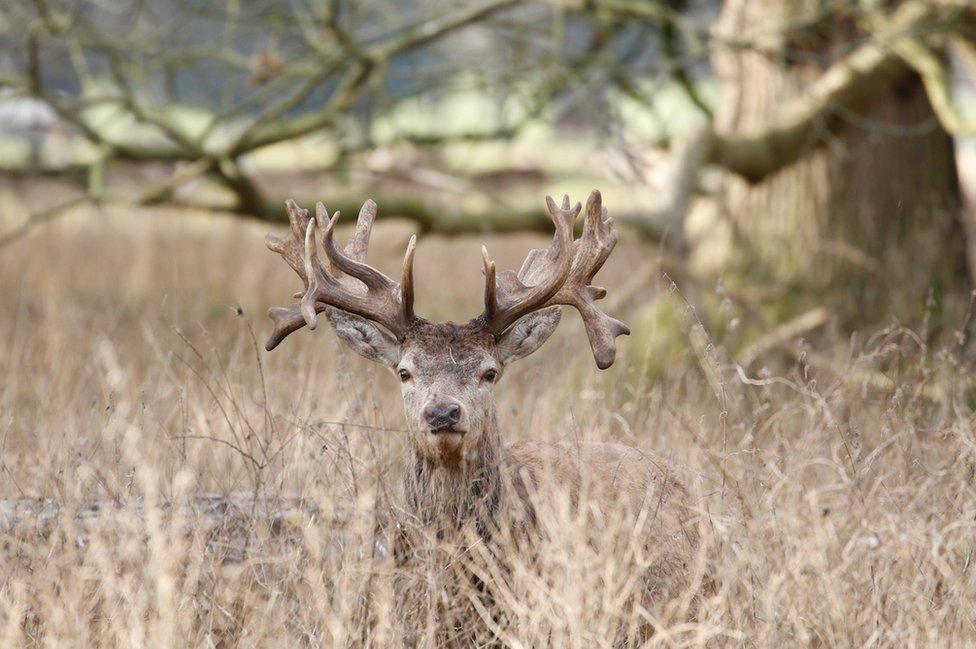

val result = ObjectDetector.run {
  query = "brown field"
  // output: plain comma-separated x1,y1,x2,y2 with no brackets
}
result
1,179,975,647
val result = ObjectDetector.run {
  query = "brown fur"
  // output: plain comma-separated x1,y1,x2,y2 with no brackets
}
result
390,321,700,606
503,440,701,595
326,317,700,643
269,194,698,642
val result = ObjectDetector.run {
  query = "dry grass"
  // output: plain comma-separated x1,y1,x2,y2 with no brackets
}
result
1,182,975,647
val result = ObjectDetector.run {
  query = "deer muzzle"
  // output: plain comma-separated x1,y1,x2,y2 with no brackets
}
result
424,401,463,434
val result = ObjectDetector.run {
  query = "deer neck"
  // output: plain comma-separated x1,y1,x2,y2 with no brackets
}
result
403,410,503,532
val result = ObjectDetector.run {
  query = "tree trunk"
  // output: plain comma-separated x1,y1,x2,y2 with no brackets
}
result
709,0,968,325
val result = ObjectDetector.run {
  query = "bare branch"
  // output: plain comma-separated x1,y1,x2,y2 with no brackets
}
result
889,38,976,137
375,0,520,60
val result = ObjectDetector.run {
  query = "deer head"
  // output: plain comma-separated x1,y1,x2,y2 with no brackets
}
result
265,191,629,466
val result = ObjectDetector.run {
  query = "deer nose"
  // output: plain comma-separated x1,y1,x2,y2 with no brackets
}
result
424,401,462,432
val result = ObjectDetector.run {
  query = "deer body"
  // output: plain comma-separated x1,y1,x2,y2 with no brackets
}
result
265,192,700,637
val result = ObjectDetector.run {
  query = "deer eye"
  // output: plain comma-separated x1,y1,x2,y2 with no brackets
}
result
480,369,498,384
398,368,412,382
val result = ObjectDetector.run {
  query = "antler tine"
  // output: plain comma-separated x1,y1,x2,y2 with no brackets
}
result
321,208,399,298
345,199,377,262
265,306,310,351
265,198,420,350
480,194,579,335
401,234,417,323
300,217,327,329
551,190,630,369
265,200,312,280
479,190,630,369
313,202,339,281
264,203,338,351
481,245,497,318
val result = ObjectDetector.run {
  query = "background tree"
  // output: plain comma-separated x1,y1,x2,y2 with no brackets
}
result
2,0,975,330
708,0,973,322
590,0,976,327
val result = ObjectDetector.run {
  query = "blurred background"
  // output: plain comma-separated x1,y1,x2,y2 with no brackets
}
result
3,0,976,339
3,0,976,494
2,2,976,644
2,0,976,479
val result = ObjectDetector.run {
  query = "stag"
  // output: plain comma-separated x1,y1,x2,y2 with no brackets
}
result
265,191,701,636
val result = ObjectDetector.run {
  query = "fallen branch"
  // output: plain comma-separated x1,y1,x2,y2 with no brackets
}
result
0,492,397,564
0,492,330,538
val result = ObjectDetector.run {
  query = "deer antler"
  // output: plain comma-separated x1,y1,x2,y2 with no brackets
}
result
480,190,630,369
480,194,578,333
264,199,417,351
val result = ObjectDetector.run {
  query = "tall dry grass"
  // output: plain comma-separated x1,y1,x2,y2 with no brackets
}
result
1,185,975,646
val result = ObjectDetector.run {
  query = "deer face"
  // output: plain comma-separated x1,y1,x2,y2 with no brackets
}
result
266,192,629,465
325,310,562,464
397,323,499,461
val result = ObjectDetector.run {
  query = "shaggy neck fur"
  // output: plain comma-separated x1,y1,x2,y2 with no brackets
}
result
402,412,503,539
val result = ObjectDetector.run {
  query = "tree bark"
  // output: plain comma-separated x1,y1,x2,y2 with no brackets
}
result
709,0,969,324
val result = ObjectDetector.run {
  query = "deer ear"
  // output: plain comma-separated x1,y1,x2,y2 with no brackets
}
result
496,306,561,365
325,307,399,367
